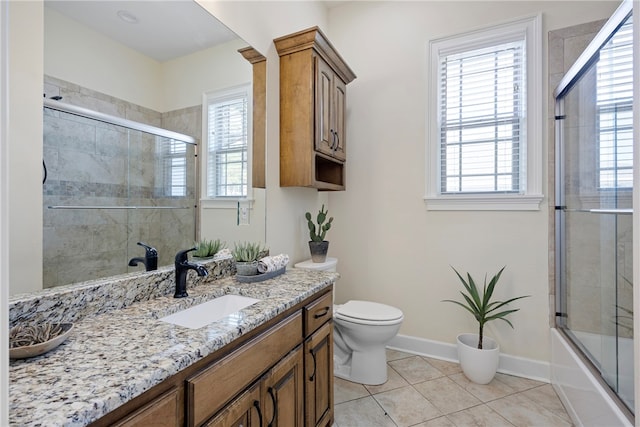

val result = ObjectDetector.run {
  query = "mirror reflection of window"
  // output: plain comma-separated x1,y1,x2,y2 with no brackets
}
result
158,138,188,197
596,16,633,190
205,84,251,198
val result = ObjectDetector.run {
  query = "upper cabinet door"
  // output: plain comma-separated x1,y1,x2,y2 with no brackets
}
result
331,76,347,162
315,57,336,158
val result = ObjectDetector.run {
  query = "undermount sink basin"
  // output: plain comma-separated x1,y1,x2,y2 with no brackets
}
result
159,295,260,329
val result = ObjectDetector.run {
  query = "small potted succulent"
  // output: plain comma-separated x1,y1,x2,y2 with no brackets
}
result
192,238,225,259
305,205,333,263
232,241,268,276
443,266,529,384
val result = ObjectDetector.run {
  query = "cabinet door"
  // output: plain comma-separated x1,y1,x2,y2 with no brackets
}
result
315,57,334,158
203,382,262,427
304,321,334,427
262,346,304,426
330,77,346,162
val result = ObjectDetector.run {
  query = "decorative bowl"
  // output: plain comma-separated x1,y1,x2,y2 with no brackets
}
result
9,323,73,359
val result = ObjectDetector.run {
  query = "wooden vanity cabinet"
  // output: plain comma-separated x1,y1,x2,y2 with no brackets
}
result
275,27,356,191
92,288,333,427
303,290,334,427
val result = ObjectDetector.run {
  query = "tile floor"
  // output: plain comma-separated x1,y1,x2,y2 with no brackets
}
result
333,349,573,427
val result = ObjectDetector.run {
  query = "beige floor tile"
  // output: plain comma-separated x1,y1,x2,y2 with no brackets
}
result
487,392,572,427
449,373,516,402
365,366,410,394
335,376,370,404
413,377,482,414
494,373,545,392
413,416,457,427
521,384,571,422
373,385,442,427
422,357,463,376
446,404,514,427
334,396,396,427
386,348,414,361
389,356,444,384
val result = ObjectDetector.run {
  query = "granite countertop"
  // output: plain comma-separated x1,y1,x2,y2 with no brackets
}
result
9,268,338,427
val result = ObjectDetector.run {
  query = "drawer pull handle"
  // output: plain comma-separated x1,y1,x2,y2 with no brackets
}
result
253,400,263,426
314,307,330,319
268,387,277,427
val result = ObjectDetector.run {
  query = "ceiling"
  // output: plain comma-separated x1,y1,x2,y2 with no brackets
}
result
45,1,240,62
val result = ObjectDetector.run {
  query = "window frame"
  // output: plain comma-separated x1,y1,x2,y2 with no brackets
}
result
201,83,253,209
425,15,543,211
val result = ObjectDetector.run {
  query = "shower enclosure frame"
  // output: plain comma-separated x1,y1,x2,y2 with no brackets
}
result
43,97,201,286
553,0,635,422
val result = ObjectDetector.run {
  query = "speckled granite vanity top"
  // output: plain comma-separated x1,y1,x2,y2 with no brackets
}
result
9,262,338,426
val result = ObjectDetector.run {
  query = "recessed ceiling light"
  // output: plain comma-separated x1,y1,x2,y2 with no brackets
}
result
117,10,139,24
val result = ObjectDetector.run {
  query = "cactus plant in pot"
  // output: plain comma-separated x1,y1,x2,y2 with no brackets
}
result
443,266,529,384
305,205,333,263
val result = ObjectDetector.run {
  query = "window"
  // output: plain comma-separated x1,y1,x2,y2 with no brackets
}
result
161,138,187,197
597,16,633,189
426,16,543,210
205,84,251,199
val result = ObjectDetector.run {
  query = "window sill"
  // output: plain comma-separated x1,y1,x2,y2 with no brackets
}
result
200,198,254,209
424,194,544,211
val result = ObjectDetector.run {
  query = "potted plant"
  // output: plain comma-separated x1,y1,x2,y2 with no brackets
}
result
305,204,333,263
232,241,268,276
443,266,529,384
192,238,225,259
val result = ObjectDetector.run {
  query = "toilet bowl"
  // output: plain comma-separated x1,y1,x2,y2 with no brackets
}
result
294,258,404,385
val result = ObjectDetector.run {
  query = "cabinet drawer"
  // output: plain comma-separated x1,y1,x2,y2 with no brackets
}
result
187,312,302,427
304,291,332,337
112,387,180,427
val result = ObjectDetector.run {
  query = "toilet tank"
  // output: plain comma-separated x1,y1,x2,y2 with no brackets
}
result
294,257,338,272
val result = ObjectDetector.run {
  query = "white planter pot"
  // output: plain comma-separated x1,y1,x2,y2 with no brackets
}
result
457,333,499,384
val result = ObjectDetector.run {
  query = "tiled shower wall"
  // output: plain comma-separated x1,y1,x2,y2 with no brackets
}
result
43,76,201,288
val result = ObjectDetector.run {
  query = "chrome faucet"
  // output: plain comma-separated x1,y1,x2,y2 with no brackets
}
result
174,247,208,298
128,242,158,271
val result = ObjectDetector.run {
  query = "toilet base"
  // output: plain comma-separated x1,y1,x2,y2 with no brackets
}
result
334,346,388,385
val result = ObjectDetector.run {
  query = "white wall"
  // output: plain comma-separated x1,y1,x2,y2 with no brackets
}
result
8,1,43,296
326,1,620,364
44,7,163,112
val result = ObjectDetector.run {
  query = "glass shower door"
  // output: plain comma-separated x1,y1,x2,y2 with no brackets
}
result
555,14,634,413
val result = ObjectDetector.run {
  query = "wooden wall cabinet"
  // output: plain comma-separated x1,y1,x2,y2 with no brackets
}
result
275,27,356,191
91,288,334,427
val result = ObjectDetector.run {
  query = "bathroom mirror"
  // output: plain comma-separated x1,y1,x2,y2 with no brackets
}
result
40,1,266,289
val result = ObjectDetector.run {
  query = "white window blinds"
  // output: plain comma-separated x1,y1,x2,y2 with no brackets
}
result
207,90,248,198
439,40,525,194
159,137,187,197
597,16,633,189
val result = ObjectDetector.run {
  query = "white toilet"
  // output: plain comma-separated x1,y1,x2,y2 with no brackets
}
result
294,257,404,385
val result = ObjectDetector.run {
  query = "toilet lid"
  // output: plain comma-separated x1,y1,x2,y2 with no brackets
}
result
335,300,403,322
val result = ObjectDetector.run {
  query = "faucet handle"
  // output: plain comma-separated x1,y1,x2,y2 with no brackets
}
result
175,247,197,264
137,241,158,257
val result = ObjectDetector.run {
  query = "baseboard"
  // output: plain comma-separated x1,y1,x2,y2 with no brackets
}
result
388,334,551,383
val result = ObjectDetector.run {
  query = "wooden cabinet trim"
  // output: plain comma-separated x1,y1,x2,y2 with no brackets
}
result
111,387,180,427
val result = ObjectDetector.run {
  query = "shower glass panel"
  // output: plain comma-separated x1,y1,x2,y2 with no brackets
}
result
43,106,197,288
555,11,634,413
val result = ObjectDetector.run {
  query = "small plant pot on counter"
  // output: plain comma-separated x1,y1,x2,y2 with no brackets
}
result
457,333,499,384
236,261,259,276
309,241,329,263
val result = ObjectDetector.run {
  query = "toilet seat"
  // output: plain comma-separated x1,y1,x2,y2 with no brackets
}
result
335,300,403,326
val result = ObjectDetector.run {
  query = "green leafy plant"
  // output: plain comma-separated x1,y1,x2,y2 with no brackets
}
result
305,205,333,242
443,266,529,349
193,239,225,258
232,241,268,262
